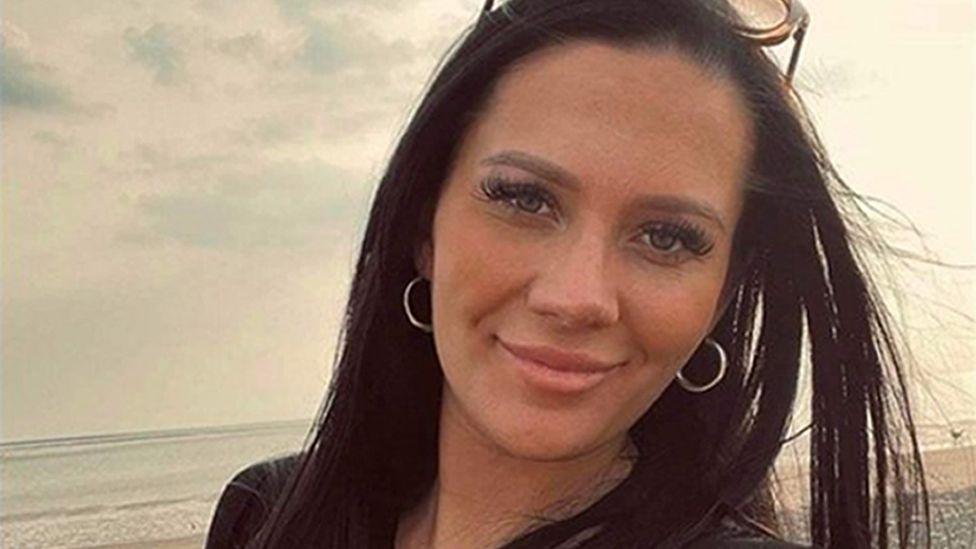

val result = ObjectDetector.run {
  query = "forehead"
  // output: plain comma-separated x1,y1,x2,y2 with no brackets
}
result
464,40,753,198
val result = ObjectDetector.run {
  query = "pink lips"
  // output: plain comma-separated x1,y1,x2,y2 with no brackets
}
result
498,337,622,393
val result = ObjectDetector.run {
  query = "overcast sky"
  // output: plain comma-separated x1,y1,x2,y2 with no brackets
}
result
2,0,974,442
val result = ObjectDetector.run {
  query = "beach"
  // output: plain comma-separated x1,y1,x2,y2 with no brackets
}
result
771,442,976,546
100,535,204,548
0,421,308,549
2,420,973,548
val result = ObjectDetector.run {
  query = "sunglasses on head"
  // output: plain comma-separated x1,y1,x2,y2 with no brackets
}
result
479,0,810,85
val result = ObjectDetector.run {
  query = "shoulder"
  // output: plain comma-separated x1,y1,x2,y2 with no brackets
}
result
205,452,302,549
685,513,816,549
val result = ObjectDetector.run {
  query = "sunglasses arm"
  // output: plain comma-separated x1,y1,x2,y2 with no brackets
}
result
785,15,810,84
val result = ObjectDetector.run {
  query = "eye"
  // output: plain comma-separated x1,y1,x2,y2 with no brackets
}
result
478,176,557,217
638,220,714,259
647,230,680,252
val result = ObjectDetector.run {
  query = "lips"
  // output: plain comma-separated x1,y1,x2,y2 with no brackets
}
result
498,338,622,373
497,336,624,394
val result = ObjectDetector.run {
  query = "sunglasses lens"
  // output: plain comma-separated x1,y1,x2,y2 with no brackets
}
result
727,0,790,33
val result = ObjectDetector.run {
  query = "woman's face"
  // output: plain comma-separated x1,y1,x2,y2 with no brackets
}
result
417,41,754,460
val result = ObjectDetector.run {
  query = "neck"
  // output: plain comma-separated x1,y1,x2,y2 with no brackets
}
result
396,396,637,549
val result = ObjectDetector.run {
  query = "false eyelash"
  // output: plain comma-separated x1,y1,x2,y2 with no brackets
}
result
641,219,715,256
478,175,557,215
478,175,714,258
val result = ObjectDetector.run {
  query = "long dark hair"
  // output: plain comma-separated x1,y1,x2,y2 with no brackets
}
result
246,0,930,546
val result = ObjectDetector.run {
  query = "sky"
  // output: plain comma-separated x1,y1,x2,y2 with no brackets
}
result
1,0,974,442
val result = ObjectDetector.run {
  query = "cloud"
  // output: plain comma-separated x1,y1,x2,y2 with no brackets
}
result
0,23,74,111
274,0,412,21
202,17,420,135
226,114,311,147
124,23,186,85
205,16,417,102
215,32,267,61
225,105,390,150
120,142,236,176
273,16,418,79
33,130,70,147
298,20,351,75
276,0,315,22
31,131,72,160
121,158,372,251
261,1,419,78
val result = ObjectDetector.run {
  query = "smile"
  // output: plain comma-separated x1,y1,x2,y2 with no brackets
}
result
496,337,622,394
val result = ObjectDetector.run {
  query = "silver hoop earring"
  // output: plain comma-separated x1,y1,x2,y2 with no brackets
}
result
677,337,727,393
403,276,432,333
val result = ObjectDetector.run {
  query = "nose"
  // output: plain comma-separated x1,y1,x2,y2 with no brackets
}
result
525,231,620,330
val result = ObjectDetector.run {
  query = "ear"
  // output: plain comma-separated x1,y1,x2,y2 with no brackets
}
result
414,239,434,280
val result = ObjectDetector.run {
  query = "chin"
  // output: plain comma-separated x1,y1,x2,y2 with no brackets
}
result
488,416,610,462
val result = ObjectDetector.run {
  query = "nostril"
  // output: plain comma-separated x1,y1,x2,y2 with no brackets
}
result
525,243,620,328
532,300,619,331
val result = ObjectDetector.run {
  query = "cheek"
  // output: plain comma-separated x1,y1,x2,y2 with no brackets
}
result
428,202,531,372
622,270,727,373
431,205,534,326
609,276,726,427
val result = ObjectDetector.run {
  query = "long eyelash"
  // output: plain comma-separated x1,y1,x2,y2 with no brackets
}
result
477,177,713,257
643,219,715,256
478,175,555,213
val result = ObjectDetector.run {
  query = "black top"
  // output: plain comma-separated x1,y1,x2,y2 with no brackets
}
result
205,454,813,548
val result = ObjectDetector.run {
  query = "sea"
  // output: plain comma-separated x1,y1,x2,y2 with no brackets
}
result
0,420,309,548
1,418,974,548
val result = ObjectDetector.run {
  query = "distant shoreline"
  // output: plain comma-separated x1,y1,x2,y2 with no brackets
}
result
0,418,312,450
5,418,973,451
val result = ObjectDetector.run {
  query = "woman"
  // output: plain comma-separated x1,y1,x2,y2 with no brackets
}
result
207,0,931,547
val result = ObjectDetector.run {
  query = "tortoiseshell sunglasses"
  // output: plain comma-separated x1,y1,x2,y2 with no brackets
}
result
478,0,810,85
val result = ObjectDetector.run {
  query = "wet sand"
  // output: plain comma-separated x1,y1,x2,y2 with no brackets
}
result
775,443,976,492
923,444,976,491
98,535,204,548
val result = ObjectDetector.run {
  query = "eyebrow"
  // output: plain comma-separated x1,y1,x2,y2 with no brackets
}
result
480,149,727,233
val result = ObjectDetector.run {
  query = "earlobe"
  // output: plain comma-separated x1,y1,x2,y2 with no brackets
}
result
414,240,434,279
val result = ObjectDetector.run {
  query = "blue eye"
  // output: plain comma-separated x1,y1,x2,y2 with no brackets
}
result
646,228,681,252
479,176,556,216
639,220,714,258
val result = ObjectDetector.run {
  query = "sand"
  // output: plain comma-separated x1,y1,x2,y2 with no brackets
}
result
92,446,976,548
98,535,205,548
923,444,976,492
